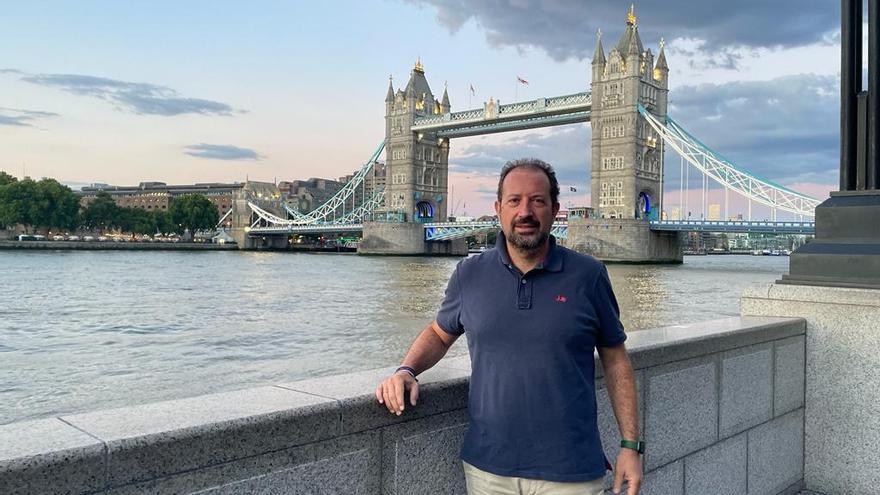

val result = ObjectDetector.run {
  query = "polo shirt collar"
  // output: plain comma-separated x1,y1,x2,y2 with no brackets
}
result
495,231,564,272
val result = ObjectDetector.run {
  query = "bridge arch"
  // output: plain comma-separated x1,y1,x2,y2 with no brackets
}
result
415,200,435,222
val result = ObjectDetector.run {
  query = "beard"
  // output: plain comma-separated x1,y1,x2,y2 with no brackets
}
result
507,216,549,252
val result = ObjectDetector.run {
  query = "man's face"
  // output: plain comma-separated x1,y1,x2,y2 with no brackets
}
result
494,167,560,252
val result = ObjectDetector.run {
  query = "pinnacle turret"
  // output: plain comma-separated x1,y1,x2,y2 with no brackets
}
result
385,75,394,102
655,38,669,71
592,29,606,66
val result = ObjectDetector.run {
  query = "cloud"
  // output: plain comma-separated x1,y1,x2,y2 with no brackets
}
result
667,73,839,185
408,0,837,61
183,143,262,161
451,125,590,187
5,70,239,116
0,106,60,127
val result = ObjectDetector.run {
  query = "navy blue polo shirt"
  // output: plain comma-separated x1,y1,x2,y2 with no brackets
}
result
436,233,626,482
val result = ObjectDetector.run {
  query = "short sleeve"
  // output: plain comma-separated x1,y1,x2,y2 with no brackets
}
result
435,264,465,336
592,265,626,347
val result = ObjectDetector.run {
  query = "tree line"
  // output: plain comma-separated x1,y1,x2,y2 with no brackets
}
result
0,171,220,235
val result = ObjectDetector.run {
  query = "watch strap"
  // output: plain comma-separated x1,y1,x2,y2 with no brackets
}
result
620,439,645,454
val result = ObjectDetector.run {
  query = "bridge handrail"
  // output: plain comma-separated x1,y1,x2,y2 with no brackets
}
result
413,92,591,129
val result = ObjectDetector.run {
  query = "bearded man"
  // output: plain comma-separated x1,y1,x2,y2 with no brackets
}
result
376,158,643,495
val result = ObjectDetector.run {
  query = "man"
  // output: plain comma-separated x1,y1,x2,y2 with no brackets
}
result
376,159,642,495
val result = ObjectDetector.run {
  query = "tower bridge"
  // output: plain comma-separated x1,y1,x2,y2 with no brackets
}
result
229,7,819,260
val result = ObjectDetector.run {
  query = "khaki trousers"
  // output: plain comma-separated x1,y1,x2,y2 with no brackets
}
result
463,462,606,495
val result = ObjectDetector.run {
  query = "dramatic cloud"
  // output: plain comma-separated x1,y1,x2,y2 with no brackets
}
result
5,71,239,116
0,107,59,127
668,73,839,185
408,0,837,61
183,143,262,161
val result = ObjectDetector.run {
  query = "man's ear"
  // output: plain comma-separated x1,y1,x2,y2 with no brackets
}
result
553,202,561,218
494,200,501,216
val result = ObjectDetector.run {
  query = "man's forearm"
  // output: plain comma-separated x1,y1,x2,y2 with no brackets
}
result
601,345,640,439
399,322,456,374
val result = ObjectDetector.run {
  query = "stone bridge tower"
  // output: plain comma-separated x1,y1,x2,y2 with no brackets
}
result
381,60,450,223
590,6,669,220
568,6,681,262
360,60,465,255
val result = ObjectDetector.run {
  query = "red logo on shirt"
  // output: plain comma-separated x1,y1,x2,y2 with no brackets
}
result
555,295,567,303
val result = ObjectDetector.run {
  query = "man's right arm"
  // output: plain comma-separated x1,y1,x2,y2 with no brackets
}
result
375,320,459,416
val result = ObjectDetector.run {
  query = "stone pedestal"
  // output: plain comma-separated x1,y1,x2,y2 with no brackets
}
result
779,191,880,289
359,222,466,256
566,218,682,263
741,283,880,495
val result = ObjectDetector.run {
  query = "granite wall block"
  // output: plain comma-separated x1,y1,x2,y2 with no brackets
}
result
645,357,718,470
720,345,773,438
747,409,804,495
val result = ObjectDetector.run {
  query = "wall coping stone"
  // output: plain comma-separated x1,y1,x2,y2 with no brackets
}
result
0,316,806,493
743,282,880,307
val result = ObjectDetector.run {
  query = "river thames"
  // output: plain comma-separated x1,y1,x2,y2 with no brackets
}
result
0,250,788,425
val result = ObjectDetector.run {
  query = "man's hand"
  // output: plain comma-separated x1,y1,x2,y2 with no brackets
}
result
612,448,642,494
375,371,419,416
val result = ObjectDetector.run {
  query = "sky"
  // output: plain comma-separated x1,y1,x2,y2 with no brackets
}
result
0,0,850,218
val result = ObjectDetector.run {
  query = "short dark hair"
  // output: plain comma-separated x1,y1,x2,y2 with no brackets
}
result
497,158,560,204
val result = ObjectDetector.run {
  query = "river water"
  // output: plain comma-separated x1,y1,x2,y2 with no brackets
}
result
0,250,788,425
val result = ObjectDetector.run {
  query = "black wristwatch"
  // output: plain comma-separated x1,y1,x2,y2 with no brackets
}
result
620,439,645,454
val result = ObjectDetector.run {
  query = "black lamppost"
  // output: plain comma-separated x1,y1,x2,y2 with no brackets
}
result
779,0,880,289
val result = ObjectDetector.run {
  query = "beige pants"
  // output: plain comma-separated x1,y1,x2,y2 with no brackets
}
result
463,461,606,495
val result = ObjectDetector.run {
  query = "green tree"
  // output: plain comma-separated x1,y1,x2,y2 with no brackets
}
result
0,178,40,232
0,171,17,228
118,208,173,235
0,171,17,187
168,194,218,235
152,210,175,234
80,191,120,233
35,178,80,232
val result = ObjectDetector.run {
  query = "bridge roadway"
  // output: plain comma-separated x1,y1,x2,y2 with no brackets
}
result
246,219,816,240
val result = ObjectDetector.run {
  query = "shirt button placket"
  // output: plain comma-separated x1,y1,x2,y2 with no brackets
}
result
518,277,531,309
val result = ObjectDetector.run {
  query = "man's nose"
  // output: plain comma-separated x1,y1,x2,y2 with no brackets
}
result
515,201,533,218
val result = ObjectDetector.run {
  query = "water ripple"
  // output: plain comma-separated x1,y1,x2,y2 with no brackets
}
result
0,251,787,425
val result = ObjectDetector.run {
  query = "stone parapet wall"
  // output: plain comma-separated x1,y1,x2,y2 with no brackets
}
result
0,316,805,494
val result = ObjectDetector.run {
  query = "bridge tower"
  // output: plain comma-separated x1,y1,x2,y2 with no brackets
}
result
381,60,450,224
590,6,667,220
360,60,465,255
569,6,681,262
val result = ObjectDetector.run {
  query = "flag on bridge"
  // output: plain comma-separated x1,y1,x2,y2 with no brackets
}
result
570,186,577,192
517,76,529,85
469,84,476,95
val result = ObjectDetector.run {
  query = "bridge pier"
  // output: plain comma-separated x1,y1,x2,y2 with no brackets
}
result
359,222,466,256
566,218,682,263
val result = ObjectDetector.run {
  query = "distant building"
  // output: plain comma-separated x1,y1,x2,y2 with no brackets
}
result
708,203,721,221
280,178,346,213
79,182,243,216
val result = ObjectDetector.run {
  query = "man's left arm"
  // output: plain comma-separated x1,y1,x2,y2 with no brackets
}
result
598,343,642,495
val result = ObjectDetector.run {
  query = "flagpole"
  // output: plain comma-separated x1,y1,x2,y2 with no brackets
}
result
514,77,518,102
